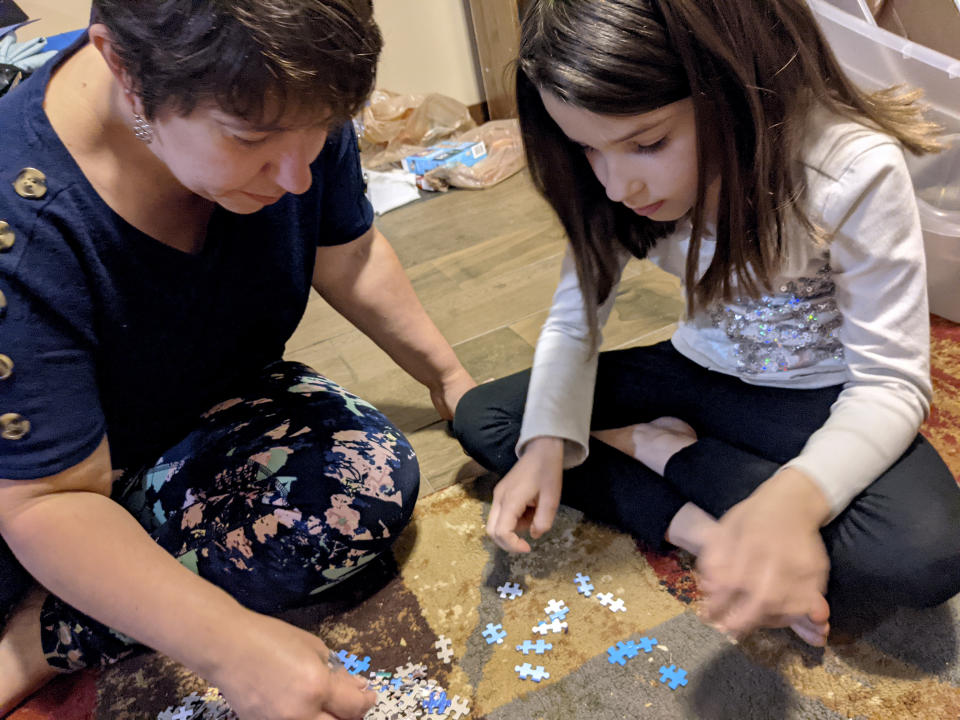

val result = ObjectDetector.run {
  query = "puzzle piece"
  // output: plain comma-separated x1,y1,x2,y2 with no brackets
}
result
163,708,194,720
532,618,568,635
434,634,454,663
637,636,658,653
595,591,614,606
544,599,569,621
448,695,471,719
607,597,627,613
574,572,594,597
497,581,524,600
514,662,551,683
482,622,507,644
422,690,452,714
607,640,641,666
516,638,553,655
659,664,689,690
335,650,370,676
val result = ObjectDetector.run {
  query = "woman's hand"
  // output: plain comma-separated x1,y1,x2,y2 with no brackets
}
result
487,437,564,553
213,610,375,720
696,468,832,645
430,365,477,421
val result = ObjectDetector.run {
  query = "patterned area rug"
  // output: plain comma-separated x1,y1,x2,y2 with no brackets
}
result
12,315,960,720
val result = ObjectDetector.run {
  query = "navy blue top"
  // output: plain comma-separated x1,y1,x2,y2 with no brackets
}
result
0,39,374,479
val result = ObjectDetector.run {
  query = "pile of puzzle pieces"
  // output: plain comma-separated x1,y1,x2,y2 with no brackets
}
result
158,689,238,720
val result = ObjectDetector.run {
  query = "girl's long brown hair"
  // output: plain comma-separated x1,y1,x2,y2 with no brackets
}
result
518,0,940,343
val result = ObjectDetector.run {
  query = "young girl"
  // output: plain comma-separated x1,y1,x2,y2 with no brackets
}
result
454,0,960,646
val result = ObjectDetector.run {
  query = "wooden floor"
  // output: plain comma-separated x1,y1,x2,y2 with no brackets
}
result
285,171,685,495
11,0,90,40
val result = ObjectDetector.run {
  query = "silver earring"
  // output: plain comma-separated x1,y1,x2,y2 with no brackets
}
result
132,112,154,144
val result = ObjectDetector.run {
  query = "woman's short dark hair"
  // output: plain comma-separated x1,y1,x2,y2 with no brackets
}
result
91,0,382,126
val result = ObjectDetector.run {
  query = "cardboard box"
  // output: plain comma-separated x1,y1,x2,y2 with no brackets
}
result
402,140,487,175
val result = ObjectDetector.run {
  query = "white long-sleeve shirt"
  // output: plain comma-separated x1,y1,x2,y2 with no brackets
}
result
518,108,931,521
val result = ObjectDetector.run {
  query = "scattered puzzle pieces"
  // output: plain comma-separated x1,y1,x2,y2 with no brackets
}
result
514,663,551,683
497,581,524,600
607,597,627,613
659,664,689,690
544,599,570,621
574,572,594,597
434,634,454,663
607,640,641,666
637,636,658,653
532,618,568,635
516,638,553,655
482,622,507,644
595,592,626,613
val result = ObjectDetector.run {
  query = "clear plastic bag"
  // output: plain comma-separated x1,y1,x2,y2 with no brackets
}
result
360,90,476,166
420,119,526,190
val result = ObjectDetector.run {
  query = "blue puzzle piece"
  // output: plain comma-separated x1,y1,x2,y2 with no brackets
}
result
482,622,507,644
607,640,641,666
514,662,550,682
548,606,570,621
423,690,452,714
574,572,594,597
516,639,553,655
659,664,688,690
638,636,658,653
336,649,354,665
390,677,404,691
334,650,370,675
348,655,371,675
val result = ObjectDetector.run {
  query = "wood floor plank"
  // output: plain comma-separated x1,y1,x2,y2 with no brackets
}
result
286,168,680,494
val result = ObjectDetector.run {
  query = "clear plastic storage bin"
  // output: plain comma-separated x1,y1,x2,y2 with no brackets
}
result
809,0,960,320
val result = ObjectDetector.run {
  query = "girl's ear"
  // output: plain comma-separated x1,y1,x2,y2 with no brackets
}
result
88,23,141,112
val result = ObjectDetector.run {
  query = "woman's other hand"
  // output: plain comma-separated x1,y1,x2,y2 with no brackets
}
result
696,467,832,646
214,610,375,720
430,366,477,421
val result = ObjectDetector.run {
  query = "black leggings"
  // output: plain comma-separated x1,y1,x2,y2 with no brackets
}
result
453,341,960,610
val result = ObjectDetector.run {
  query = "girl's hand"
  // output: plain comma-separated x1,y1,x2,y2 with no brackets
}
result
213,610,375,720
430,366,477,421
696,468,832,644
486,437,564,553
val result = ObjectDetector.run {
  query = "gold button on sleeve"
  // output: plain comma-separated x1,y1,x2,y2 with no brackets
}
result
0,355,11,380
0,413,30,440
0,221,13,251
13,168,48,200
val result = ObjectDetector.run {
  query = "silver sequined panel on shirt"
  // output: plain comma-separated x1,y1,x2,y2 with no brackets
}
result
709,263,844,374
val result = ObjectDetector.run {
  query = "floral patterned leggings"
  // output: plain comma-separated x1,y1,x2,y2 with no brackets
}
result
9,362,419,671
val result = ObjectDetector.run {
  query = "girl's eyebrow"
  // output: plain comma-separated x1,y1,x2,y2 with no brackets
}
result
611,117,667,143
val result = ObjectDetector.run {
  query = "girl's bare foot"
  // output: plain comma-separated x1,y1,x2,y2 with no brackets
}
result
592,416,697,475
787,594,831,647
0,586,59,717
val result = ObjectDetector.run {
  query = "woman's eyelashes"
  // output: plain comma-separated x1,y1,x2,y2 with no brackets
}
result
231,132,271,147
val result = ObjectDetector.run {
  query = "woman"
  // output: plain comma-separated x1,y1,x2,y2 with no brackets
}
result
0,1,474,717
